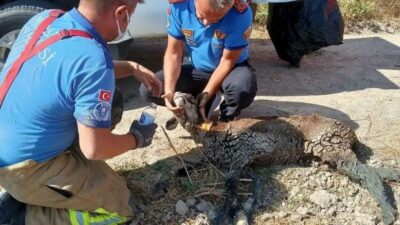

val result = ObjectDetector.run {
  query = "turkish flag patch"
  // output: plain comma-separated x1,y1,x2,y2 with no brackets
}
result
98,90,112,102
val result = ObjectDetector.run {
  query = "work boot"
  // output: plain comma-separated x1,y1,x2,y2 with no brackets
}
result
0,190,26,225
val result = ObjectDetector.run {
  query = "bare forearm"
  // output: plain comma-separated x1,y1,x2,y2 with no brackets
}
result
90,133,136,160
163,51,181,94
113,60,139,79
78,125,137,160
203,60,234,96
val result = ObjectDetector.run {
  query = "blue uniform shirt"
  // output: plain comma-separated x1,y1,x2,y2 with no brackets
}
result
168,0,253,72
0,9,115,167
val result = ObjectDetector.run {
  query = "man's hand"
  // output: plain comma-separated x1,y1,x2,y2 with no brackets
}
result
129,120,157,148
113,60,162,97
132,64,162,97
161,92,183,115
197,92,209,121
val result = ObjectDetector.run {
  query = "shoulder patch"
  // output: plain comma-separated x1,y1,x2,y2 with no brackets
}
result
182,29,193,37
234,0,249,14
214,30,227,40
169,0,186,3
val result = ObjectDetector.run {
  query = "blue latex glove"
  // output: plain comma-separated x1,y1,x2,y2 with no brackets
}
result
129,120,157,148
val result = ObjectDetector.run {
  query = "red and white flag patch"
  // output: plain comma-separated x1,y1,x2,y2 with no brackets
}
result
98,90,111,102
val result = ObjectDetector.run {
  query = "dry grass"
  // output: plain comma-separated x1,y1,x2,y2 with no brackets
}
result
253,0,400,26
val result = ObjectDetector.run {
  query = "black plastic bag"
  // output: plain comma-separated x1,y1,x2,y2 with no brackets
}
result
267,0,345,67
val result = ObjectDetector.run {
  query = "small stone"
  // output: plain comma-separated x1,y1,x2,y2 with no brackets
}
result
290,187,301,198
326,206,337,216
296,206,310,216
310,190,336,209
340,178,349,187
260,213,273,221
196,199,214,213
186,198,196,207
194,214,211,225
276,211,288,219
354,213,378,225
242,197,254,213
176,200,189,216
235,211,249,225
206,209,216,221
289,214,303,222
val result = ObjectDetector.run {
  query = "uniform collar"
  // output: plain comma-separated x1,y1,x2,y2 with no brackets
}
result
67,8,110,51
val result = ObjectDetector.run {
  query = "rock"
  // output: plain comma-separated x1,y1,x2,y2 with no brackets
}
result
235,211,249,225
186,198,196,207
296,206,310,216
340,178,349,187
176,200,189,216
290,187,301,198
196,199,214,213
242,197,254,213
289,214,303,222
260,213,273,221
194,214,211,225
354,213,378,225
326,206,337,216
307,180,318,189
206,209,216,221
309,190,337,209
276,211,288,219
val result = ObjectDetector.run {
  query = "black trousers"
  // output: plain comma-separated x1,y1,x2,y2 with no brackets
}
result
140,61,257,121
0,190,26,225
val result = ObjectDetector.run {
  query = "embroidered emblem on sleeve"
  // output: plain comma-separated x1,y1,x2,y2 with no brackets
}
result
182,29,193,37
214,30,227,40
93,102,111,121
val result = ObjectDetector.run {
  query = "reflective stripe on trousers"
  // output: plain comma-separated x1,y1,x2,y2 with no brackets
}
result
68,208,126,225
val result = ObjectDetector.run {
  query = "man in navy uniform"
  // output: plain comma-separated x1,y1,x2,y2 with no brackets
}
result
140,0,257,122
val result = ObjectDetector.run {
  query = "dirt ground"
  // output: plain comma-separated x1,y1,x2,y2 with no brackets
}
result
110,28,400,168
109,28,400,225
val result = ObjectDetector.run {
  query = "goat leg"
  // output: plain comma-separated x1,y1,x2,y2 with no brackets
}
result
337,159,397,225
215,172,241,225
240,167,261,225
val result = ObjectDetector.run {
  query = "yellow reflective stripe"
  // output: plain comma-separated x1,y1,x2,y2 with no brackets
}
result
69,208,126,225
83,211,90,225
89,208,126,225
69,210,91,225
69,209,80,225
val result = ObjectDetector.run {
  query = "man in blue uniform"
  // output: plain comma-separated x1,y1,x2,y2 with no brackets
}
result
0,0,161,224
140,0,257,122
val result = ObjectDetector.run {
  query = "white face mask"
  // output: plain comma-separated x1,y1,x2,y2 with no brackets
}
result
113,10,131,42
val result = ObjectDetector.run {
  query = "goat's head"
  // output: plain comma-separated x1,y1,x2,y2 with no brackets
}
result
165,92,209,137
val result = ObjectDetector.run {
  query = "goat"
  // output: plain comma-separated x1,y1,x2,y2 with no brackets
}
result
165,92,400,225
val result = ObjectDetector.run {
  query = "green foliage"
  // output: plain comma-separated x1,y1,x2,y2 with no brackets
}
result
178,177,197,193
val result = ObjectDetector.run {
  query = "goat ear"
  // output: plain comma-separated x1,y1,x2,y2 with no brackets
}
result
165,117,179,130
196,92,209,108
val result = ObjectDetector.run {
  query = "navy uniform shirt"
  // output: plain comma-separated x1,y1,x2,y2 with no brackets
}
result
167,0,253,72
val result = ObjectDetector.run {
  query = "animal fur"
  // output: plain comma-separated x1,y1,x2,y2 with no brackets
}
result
167,92,400,225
